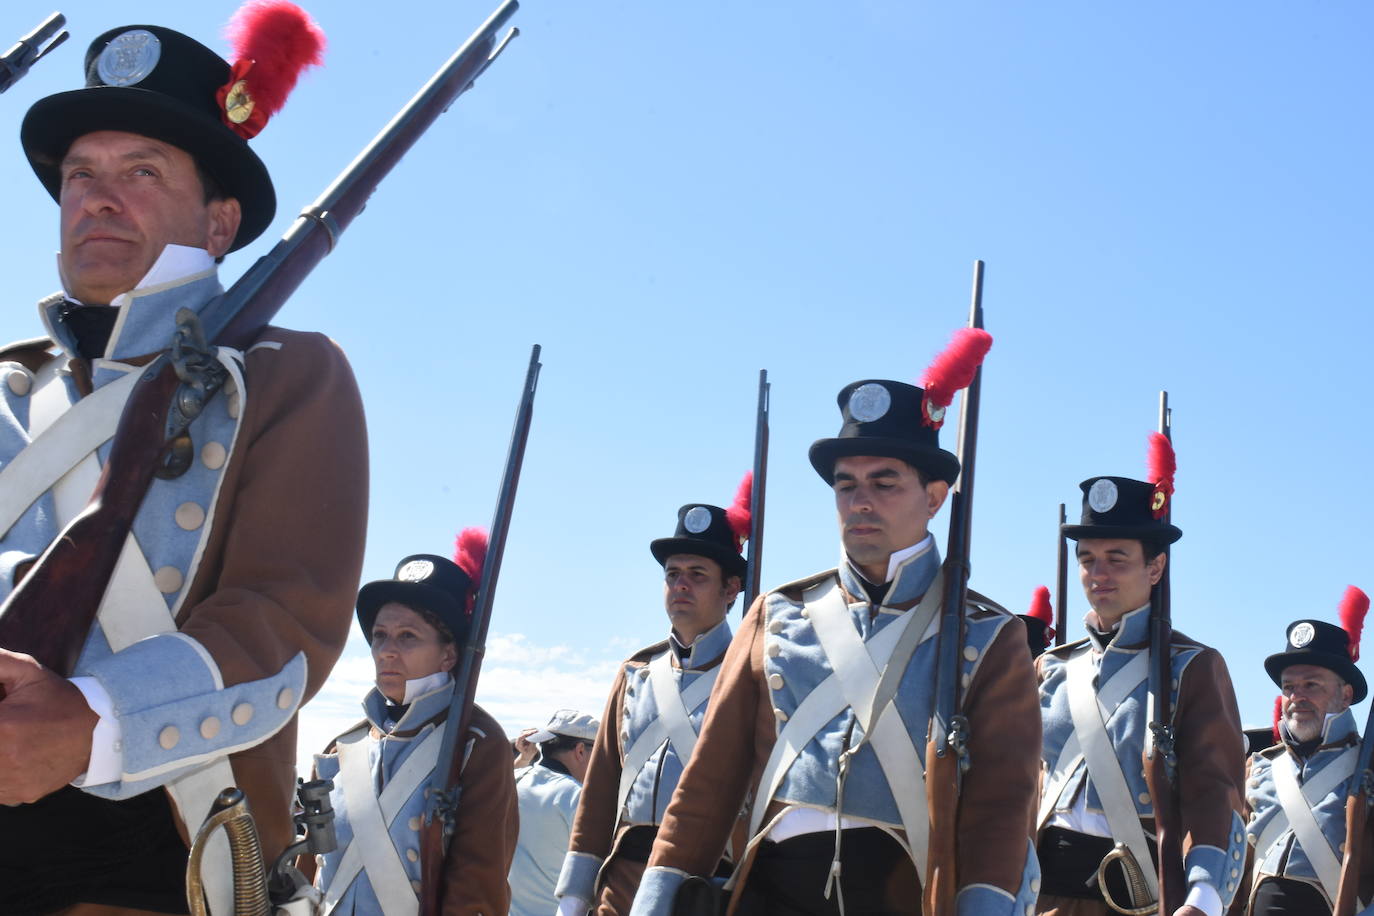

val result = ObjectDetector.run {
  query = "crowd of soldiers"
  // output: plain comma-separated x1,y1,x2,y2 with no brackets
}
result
0,5,1369,916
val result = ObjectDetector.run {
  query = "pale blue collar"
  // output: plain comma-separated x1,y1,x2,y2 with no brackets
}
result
670,617,733,669
364,675,455,733
839,534,942,607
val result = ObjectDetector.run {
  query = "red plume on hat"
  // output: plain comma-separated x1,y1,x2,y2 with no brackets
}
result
218,1,325,140
1272,695,1283,744
1339,585,1369,662
1027,585,1055,643
919,328,993,429
453,527,489,615
1146,432,1176,520
725,472,753,554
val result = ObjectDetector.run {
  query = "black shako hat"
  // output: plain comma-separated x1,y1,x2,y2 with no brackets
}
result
21,25,276,251
1265,620,1367,703
356,555,474,645
1019,615,1053,659
650,504,747,581
1060,477,1183,544
808,380,960,486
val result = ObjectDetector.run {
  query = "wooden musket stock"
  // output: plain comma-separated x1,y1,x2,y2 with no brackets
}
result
0,0,519,681
1333,700,1374,915
418,344,541,916
923,261,985,915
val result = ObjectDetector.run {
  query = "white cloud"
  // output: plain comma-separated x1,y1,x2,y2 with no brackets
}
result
294,631,626,776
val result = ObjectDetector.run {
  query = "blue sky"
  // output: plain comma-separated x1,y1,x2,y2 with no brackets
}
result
1,1,1371,769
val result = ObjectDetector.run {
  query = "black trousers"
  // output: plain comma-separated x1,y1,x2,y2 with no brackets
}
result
0,786,189,914
1251,876,1331,916
736,828,919,916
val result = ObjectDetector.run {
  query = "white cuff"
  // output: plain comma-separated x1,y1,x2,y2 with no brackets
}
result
69,676,124,787
1185,881,1223,916
557,895,590,916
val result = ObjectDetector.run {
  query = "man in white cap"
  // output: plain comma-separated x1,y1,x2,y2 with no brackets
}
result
510,710,601,916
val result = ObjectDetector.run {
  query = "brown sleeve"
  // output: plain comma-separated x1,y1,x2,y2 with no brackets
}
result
1176,647,1246,855
648,595,768,876
568,663,629,858
179,329,368,702
956,615,1042,892
442,706,520,916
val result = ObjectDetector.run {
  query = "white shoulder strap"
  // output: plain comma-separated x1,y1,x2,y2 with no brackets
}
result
322,725,445,916
615,655,718,816
1254,746,1354,863
1270,748,1352,905
1037,646,1149,828
742,575,940,881
1064,649,1159,900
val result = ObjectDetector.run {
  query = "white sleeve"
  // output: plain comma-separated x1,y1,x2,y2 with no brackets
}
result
68,676,125,787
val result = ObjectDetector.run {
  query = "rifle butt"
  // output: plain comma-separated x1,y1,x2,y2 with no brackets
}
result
1333,793,1366,916
418,816,446,916
923,738,959,916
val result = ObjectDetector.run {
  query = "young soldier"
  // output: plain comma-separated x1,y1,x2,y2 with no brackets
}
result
630,378,1041,916
557,501,747,916
0,10,367,913
1237,589,1374,916
1037,474,1246,916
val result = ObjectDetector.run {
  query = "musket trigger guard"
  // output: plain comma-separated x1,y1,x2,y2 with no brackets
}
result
300,206,340,253
948,714,971,775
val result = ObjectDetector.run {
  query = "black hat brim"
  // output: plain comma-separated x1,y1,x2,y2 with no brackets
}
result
356,580,467,644
649,538,746,581
21,87,274,252
808,436,960,486
1264,650,1367,704
1060,523,1182,544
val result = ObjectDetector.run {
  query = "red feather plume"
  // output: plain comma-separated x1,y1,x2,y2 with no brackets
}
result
453,527,489,614
1272,695,1284,743
219,1,325,138
1146,432,1176,519
919,328,992,429
1027,585,1055,644
725,471,752,553
1339,585,1369,662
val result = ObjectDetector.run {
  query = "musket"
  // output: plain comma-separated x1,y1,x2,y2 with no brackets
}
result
742,369,770,612
1142,390,1185,913
419,344,541,916
0,0,521,679
1055,503,1067,646
1333,695,1374,913
923,260,986,915
0,12,68,94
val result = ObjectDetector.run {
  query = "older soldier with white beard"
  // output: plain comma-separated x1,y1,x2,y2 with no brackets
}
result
1237,588,1374,916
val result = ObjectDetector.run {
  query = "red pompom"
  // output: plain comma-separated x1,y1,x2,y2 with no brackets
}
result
725,471,752,552
1146,432,1176,519
1340,585,1369,662
453,527,489,614
918,328,992,428
1027,586,1053,625
219,1,325,138
1272,695,1285,743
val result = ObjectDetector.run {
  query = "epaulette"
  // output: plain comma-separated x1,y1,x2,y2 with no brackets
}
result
1168,627,1207,649
625,638,672,667
1257,742,1287,760
0,335,56,372
967,588,1011,617
770,568,839,603
321,718,371,754
1041,635,1091,659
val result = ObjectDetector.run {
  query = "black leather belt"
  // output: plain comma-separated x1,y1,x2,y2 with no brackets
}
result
1038,825,1158,905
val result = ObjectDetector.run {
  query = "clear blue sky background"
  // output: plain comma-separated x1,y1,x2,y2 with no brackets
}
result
1,1,1371,768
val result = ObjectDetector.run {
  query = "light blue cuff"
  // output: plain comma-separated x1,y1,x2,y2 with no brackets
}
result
556,851,603,901
955,837,1040,916
626,865,689,916
1184,811,1247,907
79,638,306,796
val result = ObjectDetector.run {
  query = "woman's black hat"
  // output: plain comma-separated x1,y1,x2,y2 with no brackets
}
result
22,24,279,250
1060,476,1183,544
650,504,747,581
808,380,961,485
1265,620,1367,703
356,555,474,645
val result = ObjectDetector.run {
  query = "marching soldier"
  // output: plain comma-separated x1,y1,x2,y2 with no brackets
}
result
311,546,519,915
556,496,749,915
1037,471,1246,916
0,6,368,913
1235,588,1374,916
630,373,1042,916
